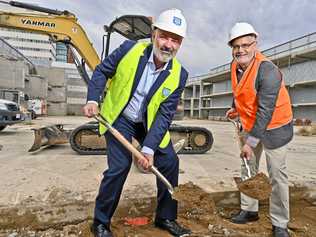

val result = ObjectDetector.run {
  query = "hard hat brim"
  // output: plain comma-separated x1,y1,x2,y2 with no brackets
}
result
228,32,258,46
152,23,186,38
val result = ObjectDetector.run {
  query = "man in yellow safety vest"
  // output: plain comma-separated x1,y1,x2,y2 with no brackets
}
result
83,8,191,237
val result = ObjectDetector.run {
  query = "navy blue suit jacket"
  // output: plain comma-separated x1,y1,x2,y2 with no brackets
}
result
87,40,188,152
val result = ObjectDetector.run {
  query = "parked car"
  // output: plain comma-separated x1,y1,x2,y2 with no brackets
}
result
0,99,23,131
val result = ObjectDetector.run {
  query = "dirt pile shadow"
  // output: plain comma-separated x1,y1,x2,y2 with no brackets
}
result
0,183,315,236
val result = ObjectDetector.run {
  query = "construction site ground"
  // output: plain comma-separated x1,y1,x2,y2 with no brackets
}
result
0,116,315,237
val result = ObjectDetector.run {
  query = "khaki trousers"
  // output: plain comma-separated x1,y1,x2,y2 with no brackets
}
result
240,140,289,228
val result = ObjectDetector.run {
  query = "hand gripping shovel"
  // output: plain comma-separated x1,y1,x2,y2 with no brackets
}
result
94,114,175,196
229,118,272,200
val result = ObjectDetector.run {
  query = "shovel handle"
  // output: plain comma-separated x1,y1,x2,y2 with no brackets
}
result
94,114,174,195
228,118,242,149
229,119,251,179
242,157,251,179
149,166,174,194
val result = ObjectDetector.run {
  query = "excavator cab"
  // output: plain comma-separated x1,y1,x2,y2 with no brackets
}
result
71,14,153,85
102,15,152,58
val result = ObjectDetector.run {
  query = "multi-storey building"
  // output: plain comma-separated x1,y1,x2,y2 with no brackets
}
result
0,27,56,66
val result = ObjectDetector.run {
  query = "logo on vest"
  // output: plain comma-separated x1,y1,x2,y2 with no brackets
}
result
173,16,182,26
162,88,171,97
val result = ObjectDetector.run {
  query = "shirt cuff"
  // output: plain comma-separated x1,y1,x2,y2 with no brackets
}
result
87,100,99,105
246,135,260,148
141,146,154,155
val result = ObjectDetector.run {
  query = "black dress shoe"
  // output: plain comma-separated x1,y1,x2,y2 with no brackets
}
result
91,223,113,237
272,226,290,237
230,210,259,224
155,218,191,236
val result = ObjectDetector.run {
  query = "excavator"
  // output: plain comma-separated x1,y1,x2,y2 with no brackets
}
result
0,1,213,154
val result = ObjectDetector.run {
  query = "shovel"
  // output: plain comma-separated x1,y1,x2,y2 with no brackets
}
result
94,114,175,196
229,118,272,200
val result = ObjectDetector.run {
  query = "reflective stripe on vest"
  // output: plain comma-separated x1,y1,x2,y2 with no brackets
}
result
99,42,182,148
231,51,292,132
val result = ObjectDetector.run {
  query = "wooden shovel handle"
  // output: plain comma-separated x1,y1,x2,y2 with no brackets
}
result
94,114,175,195
108,125,148,164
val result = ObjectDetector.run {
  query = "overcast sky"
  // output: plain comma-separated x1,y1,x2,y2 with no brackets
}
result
13,1,316,76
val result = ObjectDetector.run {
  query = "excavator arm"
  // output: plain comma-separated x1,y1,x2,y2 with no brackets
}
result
0,1,100,70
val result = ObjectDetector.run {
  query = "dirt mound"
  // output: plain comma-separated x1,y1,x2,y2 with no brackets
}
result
0,183,315,236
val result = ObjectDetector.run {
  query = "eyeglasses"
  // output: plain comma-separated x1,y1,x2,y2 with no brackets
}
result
231,41,256,50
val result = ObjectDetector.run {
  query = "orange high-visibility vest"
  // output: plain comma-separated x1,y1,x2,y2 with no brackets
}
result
231,51,292,132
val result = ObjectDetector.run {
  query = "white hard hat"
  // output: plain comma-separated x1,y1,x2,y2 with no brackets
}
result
228,22,258,46
152,8,187,38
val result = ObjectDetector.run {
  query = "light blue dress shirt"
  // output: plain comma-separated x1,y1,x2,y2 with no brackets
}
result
122,51,167,122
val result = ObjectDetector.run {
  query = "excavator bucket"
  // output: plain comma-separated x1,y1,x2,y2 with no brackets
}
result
28,125,72,152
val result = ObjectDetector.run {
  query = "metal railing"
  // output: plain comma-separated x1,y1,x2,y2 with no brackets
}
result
263,32,316,58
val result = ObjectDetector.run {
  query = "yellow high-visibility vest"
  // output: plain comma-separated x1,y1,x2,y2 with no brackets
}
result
99,42,181,148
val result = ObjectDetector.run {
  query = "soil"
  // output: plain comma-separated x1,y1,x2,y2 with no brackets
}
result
234,172,272,201
0,182,315,237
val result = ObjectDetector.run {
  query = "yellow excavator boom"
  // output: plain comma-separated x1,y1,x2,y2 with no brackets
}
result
0,9,100,70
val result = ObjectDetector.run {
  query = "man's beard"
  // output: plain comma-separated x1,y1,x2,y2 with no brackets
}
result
153,43,177,63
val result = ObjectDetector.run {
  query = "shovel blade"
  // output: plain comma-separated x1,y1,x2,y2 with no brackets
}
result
234,172,272,200
233,176,243,185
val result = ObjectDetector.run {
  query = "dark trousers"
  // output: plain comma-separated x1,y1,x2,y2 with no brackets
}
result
94,116,179,226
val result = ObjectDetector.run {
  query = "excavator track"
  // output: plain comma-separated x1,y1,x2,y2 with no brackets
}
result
169,124,213,154
69,122,213,155
69,122,105,155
